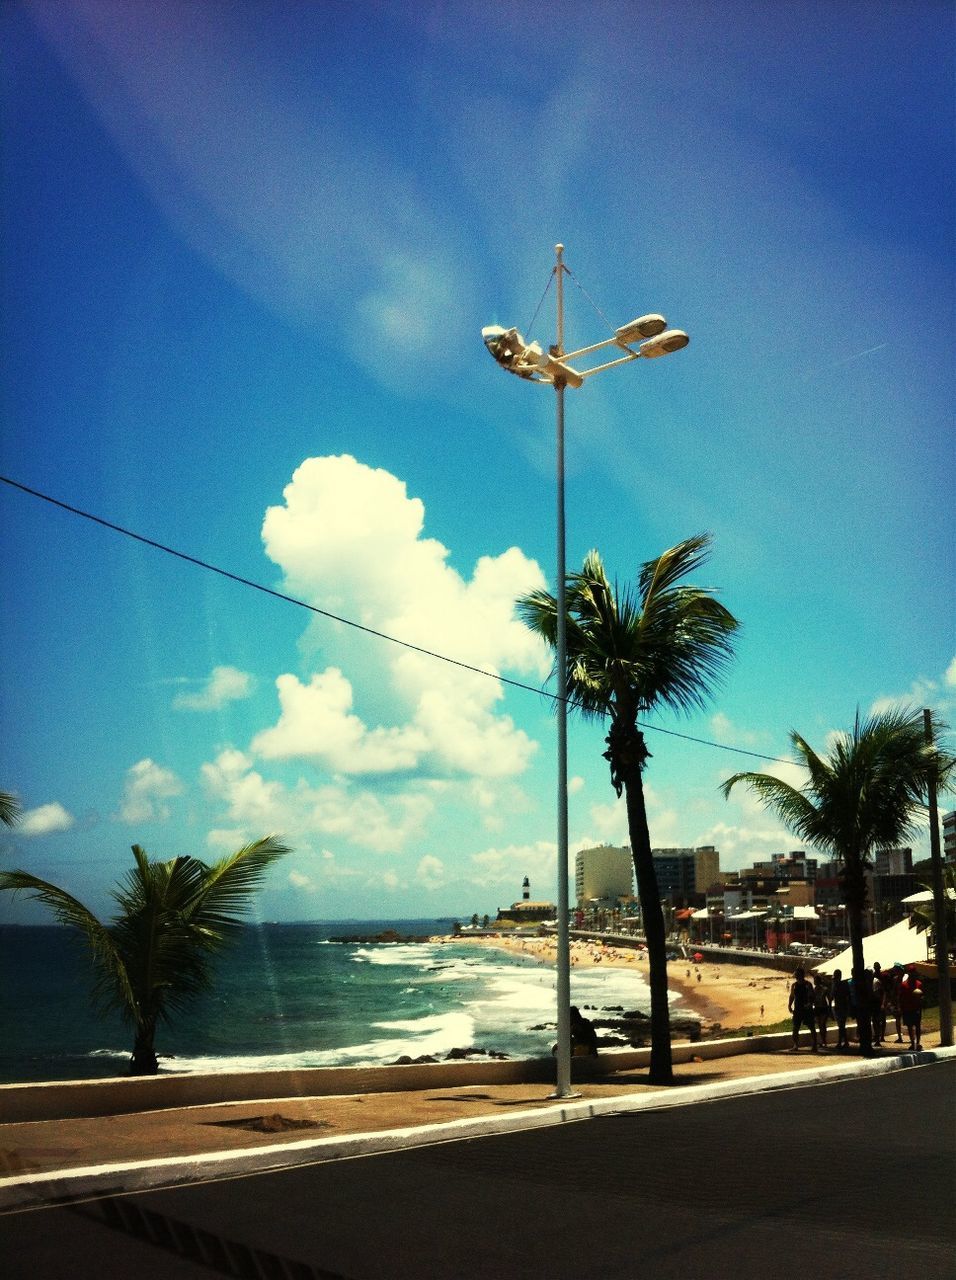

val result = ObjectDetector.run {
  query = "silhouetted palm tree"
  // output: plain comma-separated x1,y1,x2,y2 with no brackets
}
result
519,534,739,1083
908,863,956,959
0,836,290,1073
722,708,953,1056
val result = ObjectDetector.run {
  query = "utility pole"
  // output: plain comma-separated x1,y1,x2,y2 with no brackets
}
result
924,707,953,1046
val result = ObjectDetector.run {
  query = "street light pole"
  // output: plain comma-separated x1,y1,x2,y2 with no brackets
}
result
924,707,953,1046
481,248,688,1100
553,245,573,1097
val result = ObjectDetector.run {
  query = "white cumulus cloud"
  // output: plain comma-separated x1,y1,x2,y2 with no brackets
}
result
201,748,432,854
115,759,183,824
256,455,546,781
252,668,426,773
19,802,75,837
173,665,254,711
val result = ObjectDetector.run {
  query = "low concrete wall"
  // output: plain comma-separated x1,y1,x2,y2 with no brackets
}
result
0,1032,805,1124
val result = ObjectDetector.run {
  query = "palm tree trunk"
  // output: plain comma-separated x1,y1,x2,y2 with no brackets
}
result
621,758,673,1085
843,859,873,1057
130,1020,159,1075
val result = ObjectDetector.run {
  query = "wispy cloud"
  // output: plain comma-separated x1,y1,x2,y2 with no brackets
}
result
173,665,254,712
828,342,888,368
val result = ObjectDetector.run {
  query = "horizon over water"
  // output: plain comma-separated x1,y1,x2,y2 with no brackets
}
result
0,920,668,1084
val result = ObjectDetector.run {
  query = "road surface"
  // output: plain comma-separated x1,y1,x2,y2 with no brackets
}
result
4,1061,953,1279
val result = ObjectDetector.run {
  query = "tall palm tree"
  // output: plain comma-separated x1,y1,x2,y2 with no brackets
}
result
0,836,289,1074
518,534,739,1083
722,708,953,1056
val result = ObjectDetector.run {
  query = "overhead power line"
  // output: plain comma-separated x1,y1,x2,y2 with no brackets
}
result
0,474,794,765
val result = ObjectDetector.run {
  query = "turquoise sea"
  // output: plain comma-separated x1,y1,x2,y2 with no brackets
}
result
0,921,659,1084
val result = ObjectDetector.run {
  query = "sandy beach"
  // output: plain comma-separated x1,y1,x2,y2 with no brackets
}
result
447,934,791,1035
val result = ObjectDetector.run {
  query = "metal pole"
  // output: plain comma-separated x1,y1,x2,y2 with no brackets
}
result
924,708,953,1045
552,244,573,1098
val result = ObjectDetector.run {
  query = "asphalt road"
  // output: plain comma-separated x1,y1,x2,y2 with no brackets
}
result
4,1062,954,1280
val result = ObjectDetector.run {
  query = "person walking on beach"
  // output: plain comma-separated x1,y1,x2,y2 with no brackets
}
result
812,971,832,1048
832,968,851,1050
788,966,817,1051
898,969,923,1051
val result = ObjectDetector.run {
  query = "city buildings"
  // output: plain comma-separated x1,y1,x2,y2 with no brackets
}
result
649,846,720,905
566,826,947,944
574,844,634,908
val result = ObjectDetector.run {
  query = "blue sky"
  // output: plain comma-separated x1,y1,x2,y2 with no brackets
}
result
2,0,953,923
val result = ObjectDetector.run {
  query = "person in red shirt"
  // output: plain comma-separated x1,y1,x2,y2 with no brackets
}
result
898,969,924,1051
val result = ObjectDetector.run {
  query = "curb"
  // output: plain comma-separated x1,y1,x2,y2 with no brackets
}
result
2,1046,953,1212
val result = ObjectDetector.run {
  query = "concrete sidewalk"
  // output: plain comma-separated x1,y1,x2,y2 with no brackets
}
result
2,1033,952,1212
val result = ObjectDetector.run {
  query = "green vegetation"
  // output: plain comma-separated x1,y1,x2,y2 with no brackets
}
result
723,708,954,1057
0,836,290,1074
519,534,739,1084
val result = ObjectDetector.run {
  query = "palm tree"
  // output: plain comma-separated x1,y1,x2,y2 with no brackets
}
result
907,863,956,959
518,534,739,1083
0,790,21,828
0,835,289,1074
722,708,953,1056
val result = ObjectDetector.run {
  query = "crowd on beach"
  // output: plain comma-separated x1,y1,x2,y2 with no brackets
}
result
787,962,924,1053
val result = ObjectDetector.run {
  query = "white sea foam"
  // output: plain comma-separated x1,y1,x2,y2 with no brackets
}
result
70,941,655,1080
351,943,435,966
159,1009,477,1074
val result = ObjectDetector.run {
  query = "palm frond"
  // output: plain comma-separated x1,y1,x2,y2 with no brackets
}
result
723,706,948,870
0,869,137,1012
516,536,740,730
0,790,22,828
720,772,827,848
637,533,713,602
188,836,291,937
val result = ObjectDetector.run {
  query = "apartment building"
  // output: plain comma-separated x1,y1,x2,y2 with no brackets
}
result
575,845,633,908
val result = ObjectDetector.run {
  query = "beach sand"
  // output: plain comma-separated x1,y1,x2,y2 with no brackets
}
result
445,934,791,1035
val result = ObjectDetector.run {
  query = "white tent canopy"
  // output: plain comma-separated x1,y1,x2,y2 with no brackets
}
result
901,888,955,904
815,918,931,976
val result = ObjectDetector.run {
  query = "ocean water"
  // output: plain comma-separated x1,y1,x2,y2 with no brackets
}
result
0,922,661,1083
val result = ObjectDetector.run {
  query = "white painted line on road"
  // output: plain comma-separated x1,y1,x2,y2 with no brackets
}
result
2,1046,953,1213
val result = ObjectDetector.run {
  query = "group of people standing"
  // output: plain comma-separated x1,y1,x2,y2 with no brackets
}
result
788,961,924,1053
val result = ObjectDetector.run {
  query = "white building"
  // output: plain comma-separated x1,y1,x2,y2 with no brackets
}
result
575,845,634,908
943,811,956,862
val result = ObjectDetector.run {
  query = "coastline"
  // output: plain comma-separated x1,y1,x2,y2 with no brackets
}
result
442,933,791,1035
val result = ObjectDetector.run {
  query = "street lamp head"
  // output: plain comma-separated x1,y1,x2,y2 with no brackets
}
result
481,325,584,387
481,325,544,381
615,314,667,344
638,328,690,358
